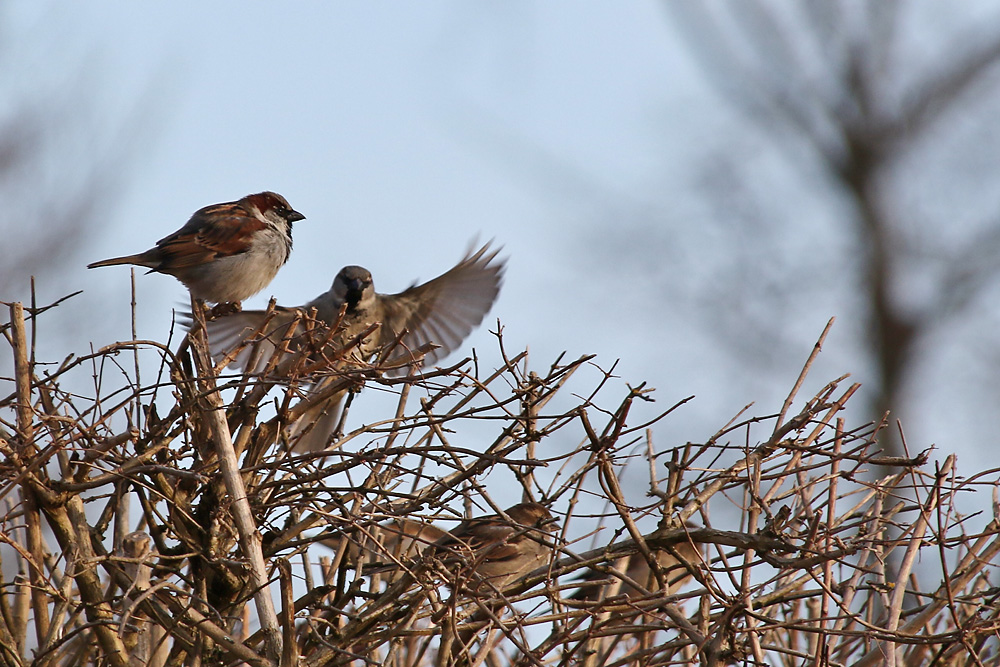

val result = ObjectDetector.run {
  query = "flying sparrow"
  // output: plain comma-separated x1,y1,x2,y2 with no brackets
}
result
205,241,505,451
427,502,557,594
88,191,305,304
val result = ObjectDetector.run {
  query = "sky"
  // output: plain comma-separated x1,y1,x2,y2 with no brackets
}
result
34,4,736,430
6,2,1000,518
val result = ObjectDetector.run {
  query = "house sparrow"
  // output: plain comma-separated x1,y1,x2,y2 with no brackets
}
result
205,241,505,452
88,191,305,304
428,502,557,594
423,502,557,667
570,541,701,601
321,518,448,569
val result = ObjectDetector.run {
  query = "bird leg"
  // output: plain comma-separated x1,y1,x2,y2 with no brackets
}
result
207,301,242,320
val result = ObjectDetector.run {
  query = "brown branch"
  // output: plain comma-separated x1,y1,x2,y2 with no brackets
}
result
187,307,282,664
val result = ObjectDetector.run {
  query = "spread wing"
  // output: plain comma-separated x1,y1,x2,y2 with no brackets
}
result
203,306,303,374
155,202,264,268
377,242,505,371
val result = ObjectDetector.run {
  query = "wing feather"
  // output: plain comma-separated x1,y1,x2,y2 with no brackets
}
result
155,202,266,268
203,307,301,374
378,242,505,373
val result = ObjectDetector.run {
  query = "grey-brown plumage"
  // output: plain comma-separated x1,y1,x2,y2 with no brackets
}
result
571,541,700,601
320,518,448,571
205,241,505,452
88,191,304,303
429,502,556,667
428,502,556,594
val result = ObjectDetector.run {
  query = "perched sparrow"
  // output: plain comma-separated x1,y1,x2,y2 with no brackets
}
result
88,191,305,304
205,241,505,451
571,541,700,601
425,502,557,666
428,502,557,593
321,518,448,569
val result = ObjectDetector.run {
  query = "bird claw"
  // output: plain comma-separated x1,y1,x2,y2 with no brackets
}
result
207,301,243,320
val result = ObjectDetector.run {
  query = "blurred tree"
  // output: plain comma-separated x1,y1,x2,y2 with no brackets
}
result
664,1,1000,456
0,106,123,299
0,6,141,378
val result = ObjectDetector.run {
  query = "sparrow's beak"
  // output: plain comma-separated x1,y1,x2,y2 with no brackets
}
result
347,278,366,293
287,209,306,222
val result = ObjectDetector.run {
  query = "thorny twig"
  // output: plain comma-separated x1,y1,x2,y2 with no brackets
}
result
0,296,997,666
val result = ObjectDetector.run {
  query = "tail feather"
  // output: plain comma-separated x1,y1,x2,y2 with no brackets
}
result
87,254,152,269
203,311,273,369
289,388,346,453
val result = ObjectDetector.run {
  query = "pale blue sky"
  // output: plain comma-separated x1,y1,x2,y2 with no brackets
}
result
7,2,999,506
48,3,738,448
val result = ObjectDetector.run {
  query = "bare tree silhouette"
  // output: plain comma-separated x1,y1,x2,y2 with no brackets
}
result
0,7,141,383
664,1,1000,456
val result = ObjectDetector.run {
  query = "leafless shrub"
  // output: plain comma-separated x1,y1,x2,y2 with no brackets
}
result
1,298,998,667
